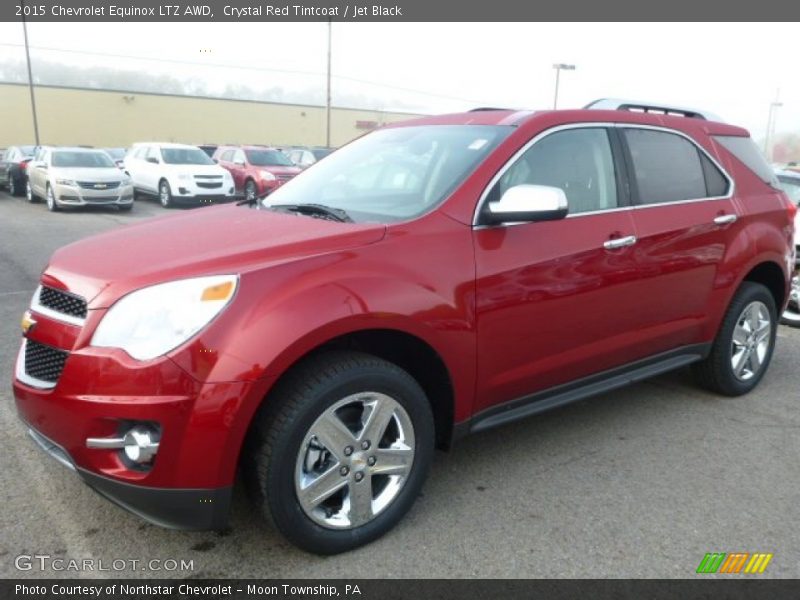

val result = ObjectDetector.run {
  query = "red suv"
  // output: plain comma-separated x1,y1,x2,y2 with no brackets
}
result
213,145,301,201
13,101,795,554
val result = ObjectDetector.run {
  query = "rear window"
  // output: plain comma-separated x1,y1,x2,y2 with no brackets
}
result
713,135,778,187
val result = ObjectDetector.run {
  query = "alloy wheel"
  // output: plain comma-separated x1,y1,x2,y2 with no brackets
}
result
160,182,170,207
731,300,772,381
294,392,415,530
245,181,256,202
782,275,800,324
26,180,33,202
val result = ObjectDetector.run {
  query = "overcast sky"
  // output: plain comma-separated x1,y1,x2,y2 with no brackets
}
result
0,22,796,141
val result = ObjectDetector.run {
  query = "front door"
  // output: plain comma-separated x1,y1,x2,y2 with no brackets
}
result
473,126,645,412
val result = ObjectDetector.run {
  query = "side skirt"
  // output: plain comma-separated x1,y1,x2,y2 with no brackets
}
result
455,343,711,439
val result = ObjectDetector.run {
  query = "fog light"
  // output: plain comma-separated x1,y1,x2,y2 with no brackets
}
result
86,424,160,466
123,427,160,464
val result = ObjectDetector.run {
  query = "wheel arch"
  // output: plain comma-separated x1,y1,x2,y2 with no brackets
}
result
243,327,457,455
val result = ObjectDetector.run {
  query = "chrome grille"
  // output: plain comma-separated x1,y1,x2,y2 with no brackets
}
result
77,181,121,190
38,286,88,319
24,340,68,384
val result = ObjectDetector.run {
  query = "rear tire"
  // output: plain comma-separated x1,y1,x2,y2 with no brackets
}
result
693,282,777,396
780,273,800,327
244,350,434,555
8,173,21,197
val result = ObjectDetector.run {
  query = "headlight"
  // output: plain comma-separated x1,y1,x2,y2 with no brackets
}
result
91,275,238,360
260,171,276,182
55,179,76,186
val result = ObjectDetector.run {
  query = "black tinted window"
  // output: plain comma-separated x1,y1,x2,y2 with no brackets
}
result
624,129,706,204
700,153,729,197
492,128,618,214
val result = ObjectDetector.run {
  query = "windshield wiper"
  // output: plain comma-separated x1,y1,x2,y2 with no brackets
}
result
268,203,353,223
236,189,271,207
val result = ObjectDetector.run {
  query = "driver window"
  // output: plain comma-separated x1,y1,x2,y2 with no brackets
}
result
493,128,619,215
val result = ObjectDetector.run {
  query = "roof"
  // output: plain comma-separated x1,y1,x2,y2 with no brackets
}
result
388,108,748,137
130,142,204,149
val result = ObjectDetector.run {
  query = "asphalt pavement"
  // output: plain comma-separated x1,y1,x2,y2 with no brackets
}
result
1,190,798,579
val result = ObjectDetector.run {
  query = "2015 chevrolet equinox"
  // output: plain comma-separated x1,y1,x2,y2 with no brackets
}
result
13,101,795,554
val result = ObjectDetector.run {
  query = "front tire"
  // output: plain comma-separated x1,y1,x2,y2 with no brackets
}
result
244,351,434,555
46,184,59,212
159,179,173,208
693,282,777,396
244,179,257,202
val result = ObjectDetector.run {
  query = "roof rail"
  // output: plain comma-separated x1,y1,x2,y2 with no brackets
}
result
584,98,723,122
469,107,514,112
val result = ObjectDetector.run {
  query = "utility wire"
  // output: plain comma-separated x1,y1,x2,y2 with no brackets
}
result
0,41,498,106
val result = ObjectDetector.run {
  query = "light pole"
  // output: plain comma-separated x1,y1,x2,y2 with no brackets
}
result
764,92,782,162
325,20,332,148
552,63,575,110
21,0,40,146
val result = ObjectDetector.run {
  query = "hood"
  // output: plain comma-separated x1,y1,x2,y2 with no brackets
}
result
167,164,228,177
259,165,302,176
44,204,386,308
51,167,125,182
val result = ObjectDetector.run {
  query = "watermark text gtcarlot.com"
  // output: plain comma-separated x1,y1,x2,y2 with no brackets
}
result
14,554,194,572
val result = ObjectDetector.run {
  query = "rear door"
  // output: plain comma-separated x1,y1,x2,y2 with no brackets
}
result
619,125,737,352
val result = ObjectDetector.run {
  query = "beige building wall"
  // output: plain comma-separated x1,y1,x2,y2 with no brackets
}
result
0,83,421,149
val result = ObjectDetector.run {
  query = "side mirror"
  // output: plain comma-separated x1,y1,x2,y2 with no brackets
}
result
146,157,159,164
483,184,568,225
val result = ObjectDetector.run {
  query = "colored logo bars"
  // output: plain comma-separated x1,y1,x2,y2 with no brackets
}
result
696,552,773,574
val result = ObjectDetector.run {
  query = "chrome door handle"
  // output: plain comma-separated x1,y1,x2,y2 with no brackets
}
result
604,235,637,250
713,214,737,225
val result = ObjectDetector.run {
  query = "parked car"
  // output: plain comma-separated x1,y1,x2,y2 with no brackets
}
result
13,100,793,555
285,146,334,169
775,168,800,325
26,147,134,212
198,144,218,158
213,145,302,201
0,145,36,196
103,147,127,169
124,143,235,208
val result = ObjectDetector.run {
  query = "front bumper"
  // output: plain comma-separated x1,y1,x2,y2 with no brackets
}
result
54,183,134,206
25,425,231,530
172,178,235,204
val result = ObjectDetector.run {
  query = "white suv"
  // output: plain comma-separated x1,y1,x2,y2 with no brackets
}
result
124,143,235,208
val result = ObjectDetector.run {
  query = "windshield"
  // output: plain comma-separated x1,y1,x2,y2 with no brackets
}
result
104,148,126,159
20,145,36,156
312,148,333,160
162,147,215,165
52,151,115,168
778,176,800,204
246,149,294,167
262,125,512,222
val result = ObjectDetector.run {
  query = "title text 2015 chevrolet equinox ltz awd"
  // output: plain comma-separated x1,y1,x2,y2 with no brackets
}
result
13,101,795,554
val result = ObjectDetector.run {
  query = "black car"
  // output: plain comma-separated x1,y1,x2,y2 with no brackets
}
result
198,144,218,158
0,145,36,196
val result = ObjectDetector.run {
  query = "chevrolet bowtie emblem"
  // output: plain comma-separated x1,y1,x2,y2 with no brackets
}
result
21,311,36,335
94,183,107,189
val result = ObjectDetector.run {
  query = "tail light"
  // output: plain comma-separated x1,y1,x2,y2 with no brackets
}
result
19,159,31,171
